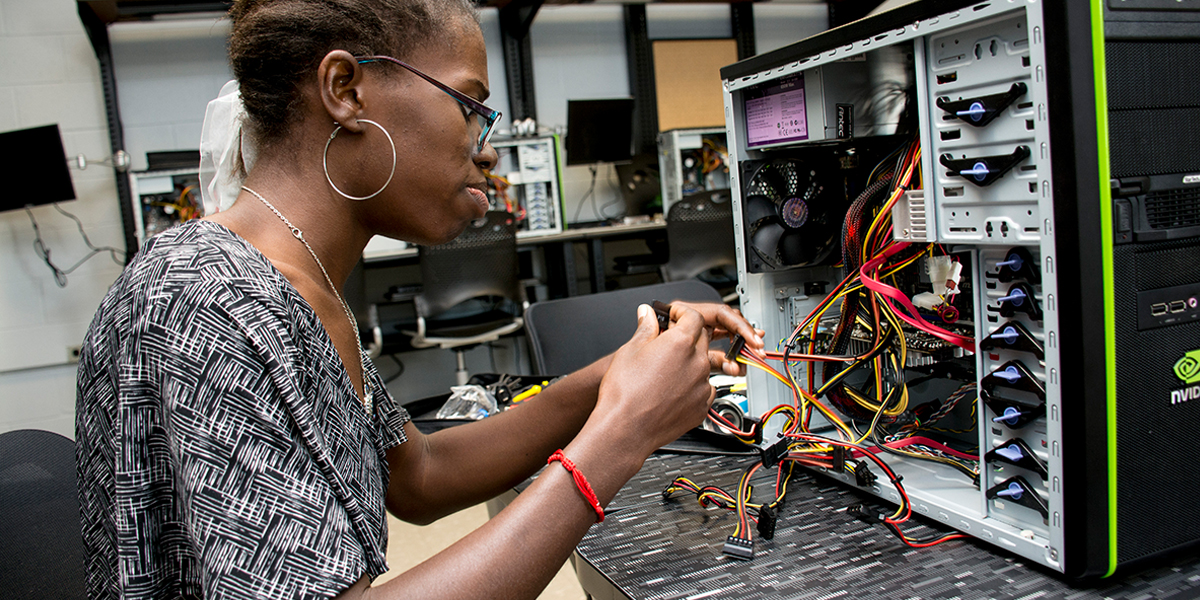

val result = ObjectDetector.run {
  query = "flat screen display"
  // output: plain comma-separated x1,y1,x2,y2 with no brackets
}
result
0,124,76,213
565,99,635,166
744,73,809,148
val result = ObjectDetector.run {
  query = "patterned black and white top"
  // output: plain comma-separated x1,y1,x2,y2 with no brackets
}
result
76,220,411,599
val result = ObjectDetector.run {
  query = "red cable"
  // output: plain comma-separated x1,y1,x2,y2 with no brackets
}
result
843,436,980,462
548,450,605,523
858,242,976,352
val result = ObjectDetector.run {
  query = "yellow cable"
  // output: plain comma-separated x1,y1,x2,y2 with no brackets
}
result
738,356,792,388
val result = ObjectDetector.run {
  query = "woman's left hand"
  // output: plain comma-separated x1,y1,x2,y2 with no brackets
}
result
669,301,765,376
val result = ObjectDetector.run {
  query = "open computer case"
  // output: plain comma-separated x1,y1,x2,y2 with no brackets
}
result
720,0,1200,577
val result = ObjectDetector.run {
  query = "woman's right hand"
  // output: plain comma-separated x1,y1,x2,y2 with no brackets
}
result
588,303,716,458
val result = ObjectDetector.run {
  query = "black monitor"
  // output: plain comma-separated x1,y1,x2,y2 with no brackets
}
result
0,124,76,213
565,98,635,166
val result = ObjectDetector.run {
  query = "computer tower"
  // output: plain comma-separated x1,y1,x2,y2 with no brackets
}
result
487,134,565,239
658,127,730,215
720,0,1200,577
128,168,201,244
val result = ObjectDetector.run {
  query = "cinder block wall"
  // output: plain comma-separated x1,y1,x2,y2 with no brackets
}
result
0,0,124,438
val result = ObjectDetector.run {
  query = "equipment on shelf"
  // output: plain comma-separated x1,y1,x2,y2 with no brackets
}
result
658,128,730,216
487,134,565,239
128,168,202,244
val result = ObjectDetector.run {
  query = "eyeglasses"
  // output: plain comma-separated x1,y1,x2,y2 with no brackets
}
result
357,55,501,153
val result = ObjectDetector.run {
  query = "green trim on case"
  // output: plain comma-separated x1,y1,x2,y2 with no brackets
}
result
1089,0,1118,578
553,133,568,232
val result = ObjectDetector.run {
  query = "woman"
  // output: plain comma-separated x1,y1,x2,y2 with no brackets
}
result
76,0,764,598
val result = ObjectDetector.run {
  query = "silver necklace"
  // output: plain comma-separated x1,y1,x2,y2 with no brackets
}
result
242,185,373,413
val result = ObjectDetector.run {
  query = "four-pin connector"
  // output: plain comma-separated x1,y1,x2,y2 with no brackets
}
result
726,333,747,361
756,504,777,540
722,535,755,561
759,438,790,469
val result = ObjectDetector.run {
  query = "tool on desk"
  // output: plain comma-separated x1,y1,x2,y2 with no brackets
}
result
511,382,545,404
506,376,562,407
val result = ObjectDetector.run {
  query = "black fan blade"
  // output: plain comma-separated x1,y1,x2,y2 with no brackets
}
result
780,161,816,199
750,219,786,265
755,163,789,206
777,229,816,266
800,175,823,205
743,163,773,203
778,228,838,267
776,161,801,199
799,168,823,203
797,180,831,227
744,194,778,225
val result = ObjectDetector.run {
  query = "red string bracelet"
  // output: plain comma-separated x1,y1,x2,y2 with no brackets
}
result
547,450,605,523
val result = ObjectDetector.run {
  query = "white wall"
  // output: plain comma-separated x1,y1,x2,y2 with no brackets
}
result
480,9,512,130
0,0,125,437
754,2,829,54
110,19,232,173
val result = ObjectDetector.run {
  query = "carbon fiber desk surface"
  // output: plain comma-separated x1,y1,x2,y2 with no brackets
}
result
568,453,1200,600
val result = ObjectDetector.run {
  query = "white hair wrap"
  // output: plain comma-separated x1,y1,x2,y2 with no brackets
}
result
199,80,258,214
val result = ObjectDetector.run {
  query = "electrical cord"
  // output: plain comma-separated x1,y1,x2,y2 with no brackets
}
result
26,204,126,288
597,164,626,220
384,354,405,384
570,164,600,223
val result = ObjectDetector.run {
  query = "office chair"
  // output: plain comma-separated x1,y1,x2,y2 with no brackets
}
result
660,189,736,285
611,190,738,299
0,429,86,599
524,279,722,376
405,211,527,385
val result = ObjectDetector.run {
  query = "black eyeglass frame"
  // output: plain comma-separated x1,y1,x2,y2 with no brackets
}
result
356,55,501,153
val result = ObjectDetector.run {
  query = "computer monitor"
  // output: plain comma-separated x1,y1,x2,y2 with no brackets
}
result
565,99,635,166
0,124,76,214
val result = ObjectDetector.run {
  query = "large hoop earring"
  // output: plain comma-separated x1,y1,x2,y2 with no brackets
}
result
323,118,396,201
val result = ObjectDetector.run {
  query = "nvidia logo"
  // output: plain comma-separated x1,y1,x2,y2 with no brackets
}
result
1177,350,1200,385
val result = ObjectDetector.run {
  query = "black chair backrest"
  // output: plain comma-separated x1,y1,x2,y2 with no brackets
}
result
663,189,736,282
0,429,85,598
524,280,723,375
415,211,522,319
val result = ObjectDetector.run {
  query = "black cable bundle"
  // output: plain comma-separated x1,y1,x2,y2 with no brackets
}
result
821,171,898,421
841,172,894,270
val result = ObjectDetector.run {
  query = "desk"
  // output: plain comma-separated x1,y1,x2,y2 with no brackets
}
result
559,453,1200,600
363,220,668,298
530,220,667,297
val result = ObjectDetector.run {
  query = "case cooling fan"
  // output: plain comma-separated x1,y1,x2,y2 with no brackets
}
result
742,159,844,271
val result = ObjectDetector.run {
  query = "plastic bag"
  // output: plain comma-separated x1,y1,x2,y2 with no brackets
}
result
435,385,499,420
199,80,258,215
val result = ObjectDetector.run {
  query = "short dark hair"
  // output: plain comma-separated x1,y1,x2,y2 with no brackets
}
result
229,0,479,142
